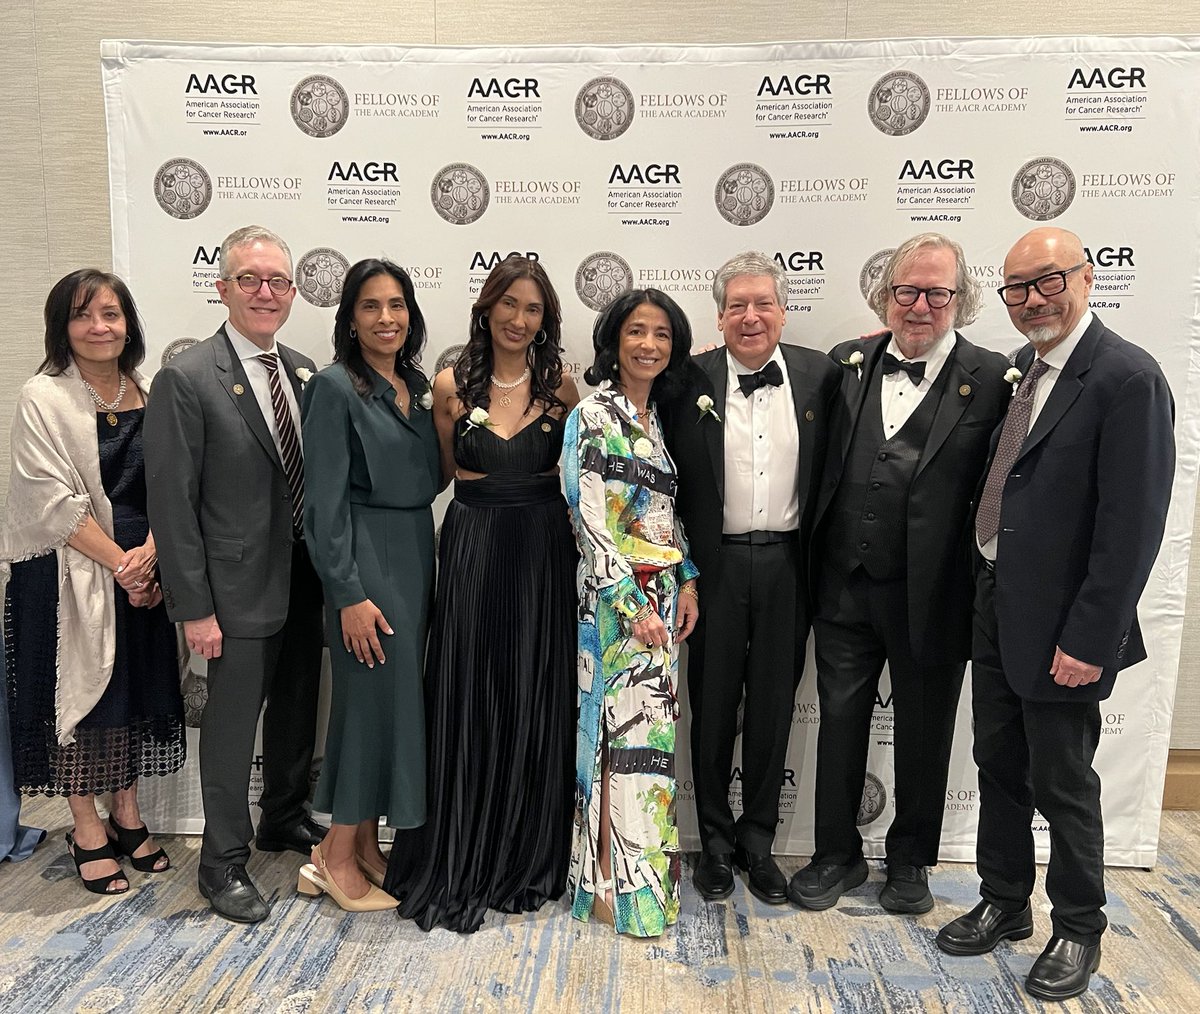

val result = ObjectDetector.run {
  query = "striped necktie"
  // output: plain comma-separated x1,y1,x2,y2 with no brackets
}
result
256,353,304,535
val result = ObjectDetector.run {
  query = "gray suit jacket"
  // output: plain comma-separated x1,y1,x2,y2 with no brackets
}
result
145,325,317,638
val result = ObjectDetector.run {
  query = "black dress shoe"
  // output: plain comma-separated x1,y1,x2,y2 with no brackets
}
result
255,816,328,856
936,899,1034,955
693,851,734,900
1025,937,1101,1001
879,864,933,915
787,857,869,910
733,845,787,905
198,864,270,923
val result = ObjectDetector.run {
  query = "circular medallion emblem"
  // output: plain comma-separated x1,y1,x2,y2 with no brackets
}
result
859,248,896,301
296,248,350,307
856,772,887,827
290,75,349,138
575,252,634,312
1011,157,1076,221
181,668,208,728
867,71,931,136
434,343,467,374
161,337,200,367
430,163,490,225
154,158,212,220
575,77,636,141
714,163,775,226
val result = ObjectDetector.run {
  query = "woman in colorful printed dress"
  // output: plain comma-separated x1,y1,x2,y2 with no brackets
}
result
562,288,700,937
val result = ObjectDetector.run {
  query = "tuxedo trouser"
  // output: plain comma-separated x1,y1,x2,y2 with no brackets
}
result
199,541,324,871
687,539,799,855
811,564,965,867
971,562,1107,945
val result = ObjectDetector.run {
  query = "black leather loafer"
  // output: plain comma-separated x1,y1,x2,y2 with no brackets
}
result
936,899,1033,955
198,864,270,923
733,845,787,904
787,857,869,910
693,851,735,900
1025,937,1101,1001
255,816,328,856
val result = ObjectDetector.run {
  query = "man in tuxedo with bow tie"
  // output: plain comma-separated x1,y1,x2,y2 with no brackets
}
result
661,251,840,904
789,233,1010,915
936,227,1173,1001
146,225,326,923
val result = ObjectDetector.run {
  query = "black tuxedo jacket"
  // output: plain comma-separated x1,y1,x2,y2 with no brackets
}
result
146,325,317,637
987,315,1174,701
815,331,1011,663
660,343,841,638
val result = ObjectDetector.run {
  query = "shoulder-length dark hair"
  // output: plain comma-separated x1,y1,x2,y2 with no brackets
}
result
453,256,565,413
39,269,146,376
584,288,693,403
333,259,426,399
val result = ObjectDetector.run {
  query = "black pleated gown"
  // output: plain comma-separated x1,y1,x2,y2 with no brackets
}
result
385,412,577,933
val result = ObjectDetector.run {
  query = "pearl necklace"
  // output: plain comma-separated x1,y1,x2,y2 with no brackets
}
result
82,374,127,425
490,367,531,407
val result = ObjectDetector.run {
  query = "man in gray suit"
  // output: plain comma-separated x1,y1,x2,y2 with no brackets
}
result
146,225,325,923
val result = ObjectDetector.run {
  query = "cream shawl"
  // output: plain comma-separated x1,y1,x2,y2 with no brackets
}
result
1,363,150,745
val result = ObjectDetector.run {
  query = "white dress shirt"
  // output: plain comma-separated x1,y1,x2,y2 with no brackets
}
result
226,323,303,465
722,347,800,534
977,310,1093,560
880,331,956,437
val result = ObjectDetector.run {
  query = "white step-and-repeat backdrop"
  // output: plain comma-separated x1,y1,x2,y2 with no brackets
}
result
103,36,1200,864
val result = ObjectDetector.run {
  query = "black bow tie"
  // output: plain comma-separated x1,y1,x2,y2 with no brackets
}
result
737,360,784,397
881,353,926,385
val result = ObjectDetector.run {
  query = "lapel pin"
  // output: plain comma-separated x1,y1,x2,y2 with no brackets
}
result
233,383,245,395
805,409,815,421
959,384,972,397
541,422,552,433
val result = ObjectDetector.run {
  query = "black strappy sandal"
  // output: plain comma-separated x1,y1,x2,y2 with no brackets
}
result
107,815,171,873
65,832,130,895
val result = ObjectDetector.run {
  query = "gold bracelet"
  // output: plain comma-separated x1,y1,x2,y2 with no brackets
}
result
679,584,698,600
631,602,655,623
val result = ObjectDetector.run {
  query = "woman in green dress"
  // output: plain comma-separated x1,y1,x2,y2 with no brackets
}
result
299,259,440,911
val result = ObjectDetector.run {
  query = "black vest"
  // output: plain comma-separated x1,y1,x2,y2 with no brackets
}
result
824,349,954,579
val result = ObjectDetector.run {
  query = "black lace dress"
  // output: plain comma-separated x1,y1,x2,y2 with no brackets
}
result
385,413,577,932
5,409,185,795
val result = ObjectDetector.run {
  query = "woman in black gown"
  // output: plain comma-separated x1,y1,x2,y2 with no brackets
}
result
385,256,579,932
2,270,184,895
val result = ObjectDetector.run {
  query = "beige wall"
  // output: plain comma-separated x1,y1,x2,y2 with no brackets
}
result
3,2,1200,747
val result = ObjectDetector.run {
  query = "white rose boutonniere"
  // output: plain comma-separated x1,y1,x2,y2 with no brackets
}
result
418,390,434,411
696,394,721,423
1004,367,1023,394
464,406,492,432
295,367,313,384
632,437,654,459
841,350,864,380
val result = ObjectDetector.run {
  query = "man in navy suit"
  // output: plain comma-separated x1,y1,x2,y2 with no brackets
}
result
789,233,1011,915
936,227,1174,1002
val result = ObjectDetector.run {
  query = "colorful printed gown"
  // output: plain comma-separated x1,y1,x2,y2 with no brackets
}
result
562,382,698,937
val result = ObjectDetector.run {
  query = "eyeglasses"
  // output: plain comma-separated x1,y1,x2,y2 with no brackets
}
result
891,285,956,309
996,263,1087,306
228,273,293,295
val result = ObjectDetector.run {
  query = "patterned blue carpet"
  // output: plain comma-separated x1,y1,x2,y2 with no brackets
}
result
0,806,1196,1012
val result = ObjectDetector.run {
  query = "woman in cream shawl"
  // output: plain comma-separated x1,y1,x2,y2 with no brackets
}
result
1,270,184,895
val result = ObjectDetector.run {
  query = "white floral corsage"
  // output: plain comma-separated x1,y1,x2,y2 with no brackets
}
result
464,406,492,432
696,394,721,423
632,437,654,458
295,367,313,384
841,350,864,380
1004,367,1022,393
418,389,434,411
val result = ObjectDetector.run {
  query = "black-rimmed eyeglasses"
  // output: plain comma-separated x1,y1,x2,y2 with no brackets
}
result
997,263,1086,306
891,285,956,309
228,273,293,295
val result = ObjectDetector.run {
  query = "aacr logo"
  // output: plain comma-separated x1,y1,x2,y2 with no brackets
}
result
468,77,540,98
757,74,831,97
899,159,975,181
1067,67,1145,89
186,73,257,95
469,251,539,271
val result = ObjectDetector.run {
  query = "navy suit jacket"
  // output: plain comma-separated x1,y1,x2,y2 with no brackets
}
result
988,315,1175,701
